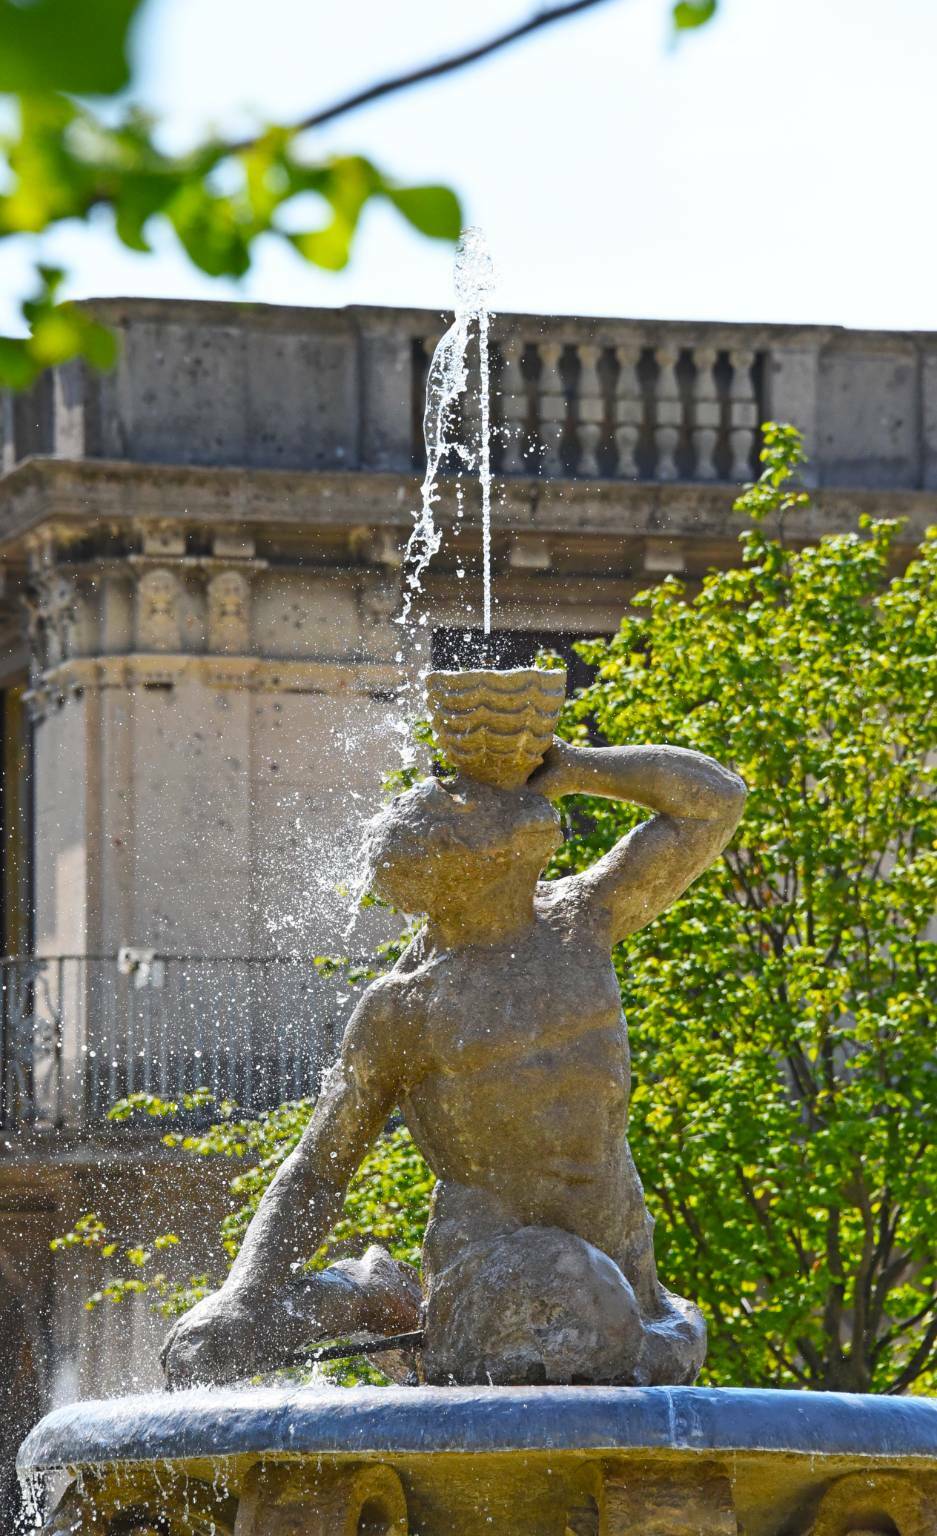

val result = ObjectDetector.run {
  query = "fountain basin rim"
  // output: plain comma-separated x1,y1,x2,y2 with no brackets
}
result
18,1385,937,1473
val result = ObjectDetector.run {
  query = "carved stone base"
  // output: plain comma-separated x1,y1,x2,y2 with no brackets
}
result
22,1386,937,1536
235,1462,408,1536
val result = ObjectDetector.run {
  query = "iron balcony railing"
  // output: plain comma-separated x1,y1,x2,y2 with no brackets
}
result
0,954,344,1133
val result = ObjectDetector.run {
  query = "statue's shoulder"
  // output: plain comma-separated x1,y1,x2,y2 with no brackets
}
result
355,960,431,1038
535,872,608,942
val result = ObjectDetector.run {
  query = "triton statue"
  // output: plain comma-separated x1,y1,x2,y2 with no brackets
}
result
162,668,746,1389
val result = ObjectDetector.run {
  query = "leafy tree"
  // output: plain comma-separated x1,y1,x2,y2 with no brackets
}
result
549,425,937,1392
0,0,718,385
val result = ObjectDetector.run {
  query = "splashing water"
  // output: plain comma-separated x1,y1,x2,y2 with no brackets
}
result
398,227,496,636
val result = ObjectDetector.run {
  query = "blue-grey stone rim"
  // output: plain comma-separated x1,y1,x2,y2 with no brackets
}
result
18,1385,937,1473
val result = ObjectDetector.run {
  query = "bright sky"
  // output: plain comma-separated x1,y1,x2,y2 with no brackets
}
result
3,0,936,331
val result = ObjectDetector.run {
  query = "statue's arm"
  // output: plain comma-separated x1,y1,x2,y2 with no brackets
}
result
530,740,746,942
220,981,404,1300
161,978,408,1383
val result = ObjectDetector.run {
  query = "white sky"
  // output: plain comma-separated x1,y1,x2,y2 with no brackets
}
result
2,0,936,331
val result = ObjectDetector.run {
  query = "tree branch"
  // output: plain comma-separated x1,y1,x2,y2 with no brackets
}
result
228,0,622,153
885,1310,937,1395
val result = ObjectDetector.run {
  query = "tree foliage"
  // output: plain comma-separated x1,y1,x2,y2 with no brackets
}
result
53,1092,433,1339
0,0,717,386
549,425,937,1391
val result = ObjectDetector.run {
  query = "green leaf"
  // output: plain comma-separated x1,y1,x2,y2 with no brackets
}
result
0,336,37,389
0,264,118,387
288,221,353,273
0,0,145,95
384,185,462,241
673,0,717,29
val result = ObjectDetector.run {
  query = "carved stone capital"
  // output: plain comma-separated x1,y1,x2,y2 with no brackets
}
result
22,564,78,678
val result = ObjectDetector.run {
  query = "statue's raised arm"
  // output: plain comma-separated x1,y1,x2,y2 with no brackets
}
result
529,738,747,943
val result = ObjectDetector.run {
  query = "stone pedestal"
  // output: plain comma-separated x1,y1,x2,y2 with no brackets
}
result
19,1385,937,1536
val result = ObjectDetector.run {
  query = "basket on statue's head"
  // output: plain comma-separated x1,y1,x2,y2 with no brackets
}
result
425,667,567,790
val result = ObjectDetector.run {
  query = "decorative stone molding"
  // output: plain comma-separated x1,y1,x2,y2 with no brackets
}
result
135,566,184,652
236,1461,408,1536
207,569,251,654
805,1471,937,1536
605,1465,737,1536
212,531,256,560
141,521,187,558
26,653,402,704
22,566,77,676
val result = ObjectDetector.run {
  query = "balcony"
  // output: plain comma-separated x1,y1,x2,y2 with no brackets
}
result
2,300,935,493
0,954,342,1135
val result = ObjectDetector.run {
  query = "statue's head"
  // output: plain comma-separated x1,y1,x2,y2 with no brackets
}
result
365,775,562,919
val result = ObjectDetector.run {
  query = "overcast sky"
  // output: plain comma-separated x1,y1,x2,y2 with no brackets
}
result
2,0,934,332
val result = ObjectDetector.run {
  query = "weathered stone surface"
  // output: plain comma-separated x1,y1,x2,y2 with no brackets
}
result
425,667,566,789
21,1384,937,1471
235,1461,408,1536
163,1243,420,1389
422,1224,703,1387
20,1387,937,1536
6,299,937,495
805,1471,937,1536
604,1466,737,1536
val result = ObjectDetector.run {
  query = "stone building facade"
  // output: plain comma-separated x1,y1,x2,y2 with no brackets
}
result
0,297,934,1499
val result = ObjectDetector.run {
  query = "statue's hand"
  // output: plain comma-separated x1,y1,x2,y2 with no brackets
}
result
527,738,586,800
161,1283,285,1389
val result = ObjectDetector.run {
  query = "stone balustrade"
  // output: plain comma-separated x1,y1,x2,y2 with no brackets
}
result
412,322,765,483
3,298,937,492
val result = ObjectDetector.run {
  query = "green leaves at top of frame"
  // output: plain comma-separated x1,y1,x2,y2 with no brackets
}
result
0,0,145,96
0,264,116,388
0,99,462,271
673,0,717,29
0,96,463,381
286,156,460,272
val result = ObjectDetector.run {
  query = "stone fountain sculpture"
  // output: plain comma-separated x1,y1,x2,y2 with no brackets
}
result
159,665,743,1392
19,670,937,1534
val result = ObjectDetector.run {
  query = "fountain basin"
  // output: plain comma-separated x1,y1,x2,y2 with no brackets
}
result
20,1385,937,1535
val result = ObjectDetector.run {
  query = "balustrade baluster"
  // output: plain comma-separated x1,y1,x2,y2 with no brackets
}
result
654,347,682,481
614,345,642,478
728,348,758,480
412,336,435,468
692,347,720,481
537,341,567,477
419,333,460,470
577,343,604,478
461,346,481,476
499,338,528,473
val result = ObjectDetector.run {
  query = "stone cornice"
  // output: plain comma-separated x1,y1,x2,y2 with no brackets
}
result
25,653,401,715
75,294,937,348
0,455,933,559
